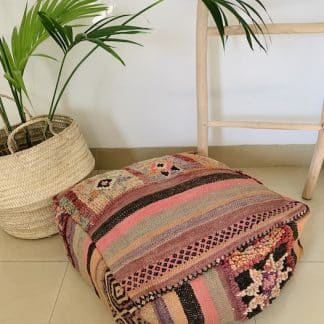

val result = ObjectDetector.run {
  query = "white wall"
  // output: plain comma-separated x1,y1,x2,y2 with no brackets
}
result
1,0,324,147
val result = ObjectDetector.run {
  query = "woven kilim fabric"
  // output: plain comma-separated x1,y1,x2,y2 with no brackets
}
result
54,153,309,323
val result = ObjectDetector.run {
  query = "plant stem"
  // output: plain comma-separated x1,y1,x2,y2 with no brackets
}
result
18,90,25,119
17,89,32,147
0,40,26,124
11,87,26,123
0,96,12,132
48,53,68,119
49,45,98,120
2,75,25,123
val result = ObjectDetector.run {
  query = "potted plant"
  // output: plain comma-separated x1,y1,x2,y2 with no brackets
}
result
0,0,161,239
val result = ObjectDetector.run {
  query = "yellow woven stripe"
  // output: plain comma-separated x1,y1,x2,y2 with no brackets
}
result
162,291,187,322
139,302,160,323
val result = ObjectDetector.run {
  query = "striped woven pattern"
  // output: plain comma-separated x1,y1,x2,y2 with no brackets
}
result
54,153,309,323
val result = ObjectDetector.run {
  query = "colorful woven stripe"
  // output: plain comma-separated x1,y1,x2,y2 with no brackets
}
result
54,153,309,323
138,223,303,322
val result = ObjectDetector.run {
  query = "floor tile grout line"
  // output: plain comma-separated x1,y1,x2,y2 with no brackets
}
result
0,260,68,263
300,261,324,264
48,262,69,324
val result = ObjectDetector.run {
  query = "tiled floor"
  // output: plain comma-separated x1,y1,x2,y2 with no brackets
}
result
1,167,323,324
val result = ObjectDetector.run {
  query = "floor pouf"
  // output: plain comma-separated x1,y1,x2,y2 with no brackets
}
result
54,153,310,323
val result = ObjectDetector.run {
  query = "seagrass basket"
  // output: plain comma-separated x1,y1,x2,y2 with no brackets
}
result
0,113,95,239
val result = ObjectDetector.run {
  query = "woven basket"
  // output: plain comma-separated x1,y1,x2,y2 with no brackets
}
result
0,111,95,239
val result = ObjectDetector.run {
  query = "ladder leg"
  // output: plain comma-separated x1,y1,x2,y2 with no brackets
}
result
303,128,324,200
196,0,209,156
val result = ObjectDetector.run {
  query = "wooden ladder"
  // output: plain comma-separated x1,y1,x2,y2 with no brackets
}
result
196,1,324,200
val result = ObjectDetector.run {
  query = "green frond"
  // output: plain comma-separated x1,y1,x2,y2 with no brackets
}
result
0,0,106,125
202,0,270,51
11,0,106,72
37,1,163,120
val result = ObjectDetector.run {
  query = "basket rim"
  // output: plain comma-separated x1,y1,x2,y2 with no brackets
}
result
0,114,75,160
0,112,95,209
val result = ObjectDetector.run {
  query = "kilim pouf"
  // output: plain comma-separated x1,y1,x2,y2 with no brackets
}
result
54,153,310,323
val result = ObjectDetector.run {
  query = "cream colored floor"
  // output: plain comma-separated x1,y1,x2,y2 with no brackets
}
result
1,167,323,324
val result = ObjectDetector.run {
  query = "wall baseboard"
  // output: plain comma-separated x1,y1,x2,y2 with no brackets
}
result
91,144,315,170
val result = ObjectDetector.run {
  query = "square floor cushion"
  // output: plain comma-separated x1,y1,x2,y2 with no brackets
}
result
54,153,309,323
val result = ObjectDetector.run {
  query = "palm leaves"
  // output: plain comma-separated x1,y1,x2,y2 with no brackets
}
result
202,0,269,50
0,0,106,130
11,0,106,73
0,0,270,136
38,1,163,120
38,13,147,59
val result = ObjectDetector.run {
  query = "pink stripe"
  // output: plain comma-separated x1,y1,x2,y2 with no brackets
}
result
191,276,219,324
97,178,255,251
83,236,92,267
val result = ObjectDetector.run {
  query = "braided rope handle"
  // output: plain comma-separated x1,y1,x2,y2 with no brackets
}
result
7,116,58,154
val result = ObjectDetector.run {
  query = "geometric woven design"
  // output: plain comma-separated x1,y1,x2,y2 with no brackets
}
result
122,201,299,293
54,153,310,322
104,270,146,323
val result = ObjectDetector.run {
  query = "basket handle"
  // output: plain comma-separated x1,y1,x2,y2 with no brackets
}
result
7,116,58,154
0,93,33,136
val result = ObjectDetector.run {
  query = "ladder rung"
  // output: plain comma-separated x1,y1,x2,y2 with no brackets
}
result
208,23,324,36
208,120,322,131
